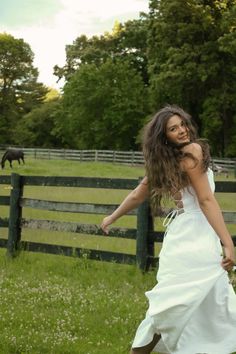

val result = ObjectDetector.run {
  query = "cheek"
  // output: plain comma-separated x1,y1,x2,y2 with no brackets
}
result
166,131,176,142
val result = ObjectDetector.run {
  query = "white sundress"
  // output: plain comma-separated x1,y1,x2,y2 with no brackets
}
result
132,169,236,354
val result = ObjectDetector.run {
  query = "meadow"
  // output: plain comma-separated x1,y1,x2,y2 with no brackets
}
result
1,158,235,254
0,158,235,354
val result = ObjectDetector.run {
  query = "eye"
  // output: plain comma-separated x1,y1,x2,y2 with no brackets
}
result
170,127,176,132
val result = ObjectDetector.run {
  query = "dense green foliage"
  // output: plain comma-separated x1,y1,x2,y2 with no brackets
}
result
60,59,147,149
148,0,236,156
54,16,150,150
1,1,236,156
14,99,63,148
0,33,48,144
54,17,149,85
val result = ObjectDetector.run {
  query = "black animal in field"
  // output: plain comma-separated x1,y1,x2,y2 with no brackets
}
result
1,149,25,169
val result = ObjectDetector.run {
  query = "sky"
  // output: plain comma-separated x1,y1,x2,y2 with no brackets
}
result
0,0,149,89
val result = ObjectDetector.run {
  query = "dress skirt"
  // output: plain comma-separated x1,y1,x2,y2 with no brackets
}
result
131,210,236,354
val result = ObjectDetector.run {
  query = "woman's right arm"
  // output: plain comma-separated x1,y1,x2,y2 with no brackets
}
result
182,143,235,271
101,176,149,234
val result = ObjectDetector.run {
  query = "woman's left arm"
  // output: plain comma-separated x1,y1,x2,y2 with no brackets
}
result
182,143,235,271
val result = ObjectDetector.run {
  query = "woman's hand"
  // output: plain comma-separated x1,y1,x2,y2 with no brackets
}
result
221,245,235,272
100,177,149,235
101,215,114,235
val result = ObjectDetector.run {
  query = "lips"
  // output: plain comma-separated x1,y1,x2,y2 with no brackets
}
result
179,135,188,140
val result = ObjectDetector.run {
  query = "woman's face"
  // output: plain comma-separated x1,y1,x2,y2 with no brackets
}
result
165,114,190,145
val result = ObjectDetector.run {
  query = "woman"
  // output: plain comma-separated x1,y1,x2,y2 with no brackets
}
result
101,105,236,354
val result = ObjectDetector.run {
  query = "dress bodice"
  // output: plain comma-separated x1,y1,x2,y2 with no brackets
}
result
181,168,215,212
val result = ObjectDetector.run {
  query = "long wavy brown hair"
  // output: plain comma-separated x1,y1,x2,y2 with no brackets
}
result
142,105,210,209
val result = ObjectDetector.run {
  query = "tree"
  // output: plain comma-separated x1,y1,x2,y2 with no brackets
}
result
60,59,148,150
200,2,236,156
147,0,236,156
0,33,48,144
53,17,150,150
14,98,63,148
54,16,149,85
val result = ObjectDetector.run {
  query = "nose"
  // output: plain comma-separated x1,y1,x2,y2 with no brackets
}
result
179,125,186,134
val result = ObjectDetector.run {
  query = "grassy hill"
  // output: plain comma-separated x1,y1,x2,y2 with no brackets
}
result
0,158,235,353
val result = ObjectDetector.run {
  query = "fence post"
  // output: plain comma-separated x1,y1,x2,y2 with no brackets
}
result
136,196,154,271
131,151,135,166
7,173,23,257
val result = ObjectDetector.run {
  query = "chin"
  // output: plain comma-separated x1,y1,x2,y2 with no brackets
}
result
175,140,190,148
179,139,190,144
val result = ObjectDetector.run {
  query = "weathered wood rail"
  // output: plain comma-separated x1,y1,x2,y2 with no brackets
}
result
1,147,236,172
0,173,235,271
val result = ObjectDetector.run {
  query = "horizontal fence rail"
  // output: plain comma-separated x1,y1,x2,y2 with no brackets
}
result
0,173,235,271
0,147,235,170
20,199,137,215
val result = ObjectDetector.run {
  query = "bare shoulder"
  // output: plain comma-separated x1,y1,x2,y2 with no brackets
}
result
140,176,148,185
182,142,203,158
181,142,203,170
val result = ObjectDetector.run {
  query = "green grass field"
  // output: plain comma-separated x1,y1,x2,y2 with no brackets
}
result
0,248,157,354
0,158,235,255
0,158,235,353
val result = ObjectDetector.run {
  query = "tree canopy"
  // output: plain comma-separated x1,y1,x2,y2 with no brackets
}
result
1,1,236,156
60,59,147,150
147,0,236,156
0,33,48,144
54,16,149,85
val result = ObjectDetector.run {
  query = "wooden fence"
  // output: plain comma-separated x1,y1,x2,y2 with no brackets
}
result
1,147,236,171
0,173,236,271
